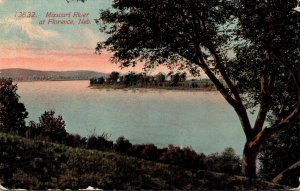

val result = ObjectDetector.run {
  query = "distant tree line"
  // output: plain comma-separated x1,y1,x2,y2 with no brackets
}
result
90,71,214,89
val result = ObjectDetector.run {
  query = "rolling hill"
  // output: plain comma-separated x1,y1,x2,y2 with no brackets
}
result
0,68,107,81
0,132,286,190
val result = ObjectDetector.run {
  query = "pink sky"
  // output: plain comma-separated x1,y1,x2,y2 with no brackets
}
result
0,7,170,75
0,48,152,74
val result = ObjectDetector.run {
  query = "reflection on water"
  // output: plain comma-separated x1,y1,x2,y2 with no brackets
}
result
17,80,252,155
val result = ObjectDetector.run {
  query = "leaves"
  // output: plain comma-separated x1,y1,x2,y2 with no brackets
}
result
0,78,28,133
96,0,231,73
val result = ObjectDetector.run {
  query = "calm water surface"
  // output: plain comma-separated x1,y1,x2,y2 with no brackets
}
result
17,80,253,155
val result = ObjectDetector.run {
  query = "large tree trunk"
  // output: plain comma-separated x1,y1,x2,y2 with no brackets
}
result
241,141,260,178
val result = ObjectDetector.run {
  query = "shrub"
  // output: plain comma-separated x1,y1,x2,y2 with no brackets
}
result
114,136,132,154
140,144,159,161
27,111,67,143
155,73,166,86
128,144,145,158
108,71,120,84
65,134,86,148
90,77,105,85
87,132,113,151
207,147,241,175
159,145,207,169
0,78,28,133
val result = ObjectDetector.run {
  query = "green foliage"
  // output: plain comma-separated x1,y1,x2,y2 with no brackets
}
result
169,72,186,86
259,123,300,187
159,145,207,170
236,1,299,50
0,78,28,133
123,72,139,86
87,132,113,151
90,77,105,85
155,72,166,86
108,71,120,84
207,147,242,175
229,0,300,117
65,133,86,148
96,0,230,73
0,133,285,190
89,71,213,90
139,144,159,161
27,111,67,143
114,136,132,154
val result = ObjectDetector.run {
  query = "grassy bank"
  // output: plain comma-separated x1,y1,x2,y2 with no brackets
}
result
0,133,286,190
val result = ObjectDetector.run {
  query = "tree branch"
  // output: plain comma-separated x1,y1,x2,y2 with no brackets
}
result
194,43,254,139
206,45,242,101
253,50,273,133
188,5,237,108
192,6,253,140
250,51,300,147
272,161,300,184
271,51,300,123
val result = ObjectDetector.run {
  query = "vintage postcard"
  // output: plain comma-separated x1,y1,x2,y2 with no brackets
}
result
0,0,299,190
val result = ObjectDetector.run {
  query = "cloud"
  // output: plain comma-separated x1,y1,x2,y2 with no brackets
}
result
81,28,104,47
0,18,59,41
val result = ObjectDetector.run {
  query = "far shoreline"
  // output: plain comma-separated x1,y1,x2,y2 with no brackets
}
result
89,84,218,91
11,78,219,91
13,79,89,83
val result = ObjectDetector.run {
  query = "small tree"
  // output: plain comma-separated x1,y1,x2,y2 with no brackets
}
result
114,136,132,154
90,77,105,85
0,78,28,133
207,147,241,175
87,132,113,151
155,72,166,86
179,72,187,82
108,71,120,84
170,73,180,86
123,72,138,86
30,111,67,143
140,144,159,161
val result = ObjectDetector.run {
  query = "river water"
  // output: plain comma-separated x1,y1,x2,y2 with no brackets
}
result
17,80,252,154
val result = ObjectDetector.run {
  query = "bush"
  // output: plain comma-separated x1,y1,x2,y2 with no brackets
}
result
207,147,241,175
140,144,159,161
155,73,166,86
159,145,207,169
108,71,120,84
114,136,132,154
87,132,113,151
90,77,105,85
27,111,67,143
128,144,145,158
0,78,28,133
128,144,159,161
65,134,86,148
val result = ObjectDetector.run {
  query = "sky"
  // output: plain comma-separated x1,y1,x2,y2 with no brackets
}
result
0,0,152,73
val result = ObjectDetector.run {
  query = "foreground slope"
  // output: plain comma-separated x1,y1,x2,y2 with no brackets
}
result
0,133,285,190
